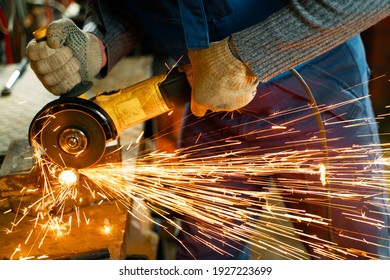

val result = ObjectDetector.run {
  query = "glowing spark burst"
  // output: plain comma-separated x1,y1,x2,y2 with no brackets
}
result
319,163,327,186
58,169,79,187
102,225,112,236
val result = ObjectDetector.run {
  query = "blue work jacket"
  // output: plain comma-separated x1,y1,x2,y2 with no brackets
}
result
122,0,287,63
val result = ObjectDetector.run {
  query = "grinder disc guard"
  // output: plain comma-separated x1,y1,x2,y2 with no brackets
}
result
29,98,117,169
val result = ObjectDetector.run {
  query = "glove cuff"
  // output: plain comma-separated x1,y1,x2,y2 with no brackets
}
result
227,35,242,62
86,33,103,80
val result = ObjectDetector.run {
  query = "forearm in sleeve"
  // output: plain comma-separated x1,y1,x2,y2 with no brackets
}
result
233,0,390,82
83,0,142,77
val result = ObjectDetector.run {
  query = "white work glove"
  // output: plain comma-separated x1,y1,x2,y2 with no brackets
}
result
26,18,102,96
186,36,259,117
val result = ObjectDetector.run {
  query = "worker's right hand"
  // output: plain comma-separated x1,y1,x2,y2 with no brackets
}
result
26,18,103,96
185,37,259,117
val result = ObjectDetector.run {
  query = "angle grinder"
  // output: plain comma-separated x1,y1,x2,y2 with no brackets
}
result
29,27,190,169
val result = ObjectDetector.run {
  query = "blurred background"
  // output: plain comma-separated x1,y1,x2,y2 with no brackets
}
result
0,0,82,64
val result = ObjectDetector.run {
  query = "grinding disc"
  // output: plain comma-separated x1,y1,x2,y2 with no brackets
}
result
40,109,106,169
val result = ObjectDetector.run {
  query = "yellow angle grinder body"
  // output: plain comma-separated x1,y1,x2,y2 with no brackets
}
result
29,67,191,169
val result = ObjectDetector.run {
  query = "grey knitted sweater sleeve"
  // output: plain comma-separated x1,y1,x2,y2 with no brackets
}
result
232,0,390,82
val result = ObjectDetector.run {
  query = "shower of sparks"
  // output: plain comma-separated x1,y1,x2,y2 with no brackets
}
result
2,94,390,260
77,140,390,260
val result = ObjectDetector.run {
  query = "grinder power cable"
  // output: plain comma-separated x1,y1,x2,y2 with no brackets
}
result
29,27,190,169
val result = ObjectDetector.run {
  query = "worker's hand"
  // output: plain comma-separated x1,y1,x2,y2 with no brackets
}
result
26,18,103,96
186,37,259,117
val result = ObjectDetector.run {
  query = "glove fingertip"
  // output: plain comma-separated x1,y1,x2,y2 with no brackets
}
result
46,34,64,49
47,23,66,49
191,102,207,117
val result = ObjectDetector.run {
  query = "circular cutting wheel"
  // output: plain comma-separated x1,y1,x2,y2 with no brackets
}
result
29,97,117,169
40,109,106,169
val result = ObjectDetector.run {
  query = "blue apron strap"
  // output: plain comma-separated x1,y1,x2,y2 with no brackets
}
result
178,0,209,49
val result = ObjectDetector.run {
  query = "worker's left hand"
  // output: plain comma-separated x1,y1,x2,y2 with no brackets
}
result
26,18,103,96
185,37,259,117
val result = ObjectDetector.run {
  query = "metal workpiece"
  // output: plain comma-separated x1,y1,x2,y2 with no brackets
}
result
0,139,39,214
0,139,128,260
0,139,34,177
0,199,129,260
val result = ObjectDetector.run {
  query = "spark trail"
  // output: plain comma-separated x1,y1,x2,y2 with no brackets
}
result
79,137,390,260
3,94,390,260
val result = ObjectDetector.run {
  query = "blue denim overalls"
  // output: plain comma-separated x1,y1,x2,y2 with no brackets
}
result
121,0,390,259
